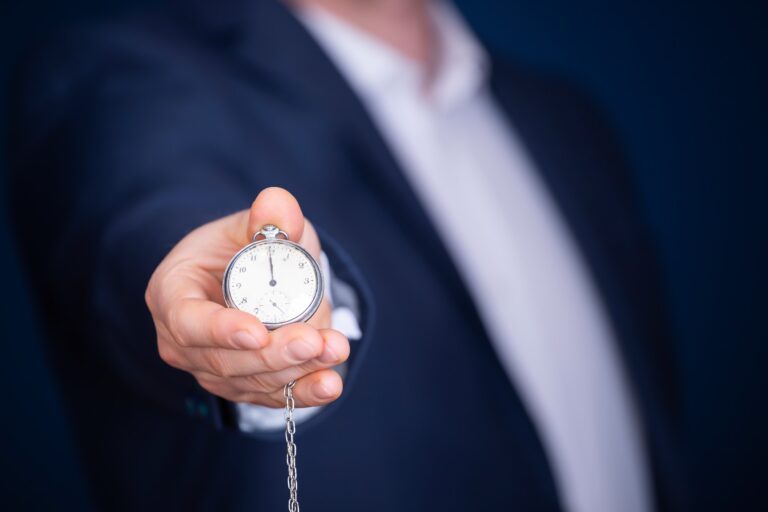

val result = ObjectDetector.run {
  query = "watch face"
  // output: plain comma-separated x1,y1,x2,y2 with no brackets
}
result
223,239,323,329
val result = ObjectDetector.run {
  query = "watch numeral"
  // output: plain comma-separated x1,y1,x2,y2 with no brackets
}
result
298,262,305,269
303,278,310,284
239,297,247,304
239,267,246,273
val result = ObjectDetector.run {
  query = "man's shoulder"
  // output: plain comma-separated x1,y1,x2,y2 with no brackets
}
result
13,7,215,102
15,0,262,81
489,55,621,147
8,5,248,160
488,54,636,198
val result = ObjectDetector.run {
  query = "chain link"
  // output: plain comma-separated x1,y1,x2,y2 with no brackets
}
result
284,380,299,512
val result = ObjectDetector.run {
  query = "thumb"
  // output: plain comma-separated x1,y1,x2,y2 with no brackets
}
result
245,187,321,259
247,187,306,244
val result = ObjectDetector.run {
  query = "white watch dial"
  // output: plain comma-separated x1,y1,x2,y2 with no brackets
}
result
224,240,322,328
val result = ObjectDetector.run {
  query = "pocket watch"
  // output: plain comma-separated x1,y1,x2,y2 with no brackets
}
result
222,224,324,330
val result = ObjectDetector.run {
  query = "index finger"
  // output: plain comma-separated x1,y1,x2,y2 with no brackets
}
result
164,297,268,350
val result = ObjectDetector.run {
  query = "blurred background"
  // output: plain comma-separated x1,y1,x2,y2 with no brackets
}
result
1,0,765,509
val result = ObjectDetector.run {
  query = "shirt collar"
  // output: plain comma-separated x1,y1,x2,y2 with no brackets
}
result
294,1,489,111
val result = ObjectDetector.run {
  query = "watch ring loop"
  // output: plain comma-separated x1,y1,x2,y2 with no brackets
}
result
252,224,289,242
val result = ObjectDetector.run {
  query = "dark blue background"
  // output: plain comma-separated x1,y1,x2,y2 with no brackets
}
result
1,0,765,509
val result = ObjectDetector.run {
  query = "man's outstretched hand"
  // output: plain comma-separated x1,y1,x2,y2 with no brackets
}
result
145,187,349,408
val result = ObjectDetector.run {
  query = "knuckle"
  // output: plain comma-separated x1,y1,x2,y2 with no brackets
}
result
244,373,273,393
199,381,231,401
338,340,351,363
157,341,181,368
203,349,229,377
208,308,230,344
195,375,218,394
293,325,324,354
260,353,281,373
325,329,350,362
297,359,319,374
144,283,154,312
166,304,188,347
194,372,216,389
144,272,162,312
300,339,324,361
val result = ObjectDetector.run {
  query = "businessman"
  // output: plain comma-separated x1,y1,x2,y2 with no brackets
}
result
9,0,686,510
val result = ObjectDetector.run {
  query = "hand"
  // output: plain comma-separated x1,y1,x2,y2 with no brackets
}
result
145,187,348,407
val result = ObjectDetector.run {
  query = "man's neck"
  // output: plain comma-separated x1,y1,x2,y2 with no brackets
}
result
288,0,436,66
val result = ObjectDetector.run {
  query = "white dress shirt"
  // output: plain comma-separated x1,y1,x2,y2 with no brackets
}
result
296,3,653,512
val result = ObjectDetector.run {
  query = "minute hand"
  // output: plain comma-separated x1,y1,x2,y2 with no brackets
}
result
268,247,276,286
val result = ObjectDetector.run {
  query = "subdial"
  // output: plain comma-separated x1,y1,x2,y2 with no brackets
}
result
257,289,292,322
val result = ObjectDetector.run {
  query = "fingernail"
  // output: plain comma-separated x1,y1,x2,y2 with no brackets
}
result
231,330,261,349
313,380,336,399
318,344,339,364
286,338,317,361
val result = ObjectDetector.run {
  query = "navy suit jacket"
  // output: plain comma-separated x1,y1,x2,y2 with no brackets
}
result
9,0,686,510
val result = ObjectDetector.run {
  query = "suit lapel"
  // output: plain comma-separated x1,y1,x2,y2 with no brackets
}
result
489,61,685,510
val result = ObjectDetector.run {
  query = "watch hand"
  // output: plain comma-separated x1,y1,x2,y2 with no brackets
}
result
268,246,276,287
271,301,285,314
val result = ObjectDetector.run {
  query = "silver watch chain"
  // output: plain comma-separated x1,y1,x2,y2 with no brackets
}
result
284,381,299,512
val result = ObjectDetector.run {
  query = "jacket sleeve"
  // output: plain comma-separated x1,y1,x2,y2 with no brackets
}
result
7,26,373,430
